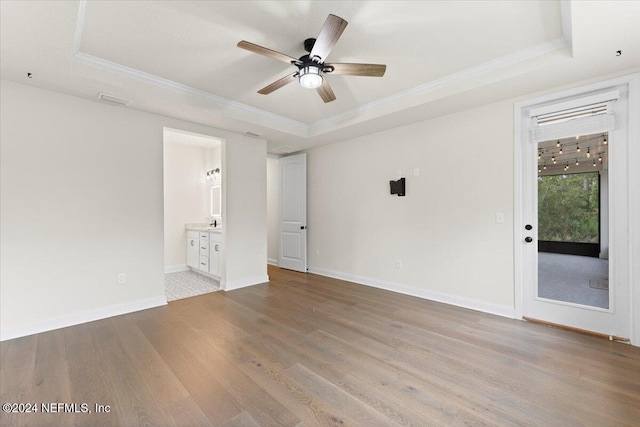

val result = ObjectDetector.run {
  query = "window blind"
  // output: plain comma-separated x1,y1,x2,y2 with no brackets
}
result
529,91,618,143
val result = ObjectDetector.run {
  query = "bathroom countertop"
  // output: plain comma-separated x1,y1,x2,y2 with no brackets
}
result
186,223,222,232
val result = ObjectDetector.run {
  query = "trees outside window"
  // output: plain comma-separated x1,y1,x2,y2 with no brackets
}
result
538,172,599,243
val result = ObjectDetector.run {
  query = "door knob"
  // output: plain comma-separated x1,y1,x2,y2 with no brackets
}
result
525,224,532,230
525,236,533,243
300,226,306,230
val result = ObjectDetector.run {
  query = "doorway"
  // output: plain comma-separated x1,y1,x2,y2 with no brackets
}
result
514,75,639,343
163,128,223,301
537,134,609,309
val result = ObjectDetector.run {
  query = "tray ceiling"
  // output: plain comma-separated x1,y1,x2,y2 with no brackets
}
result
78,0,562,124
1,1,639,153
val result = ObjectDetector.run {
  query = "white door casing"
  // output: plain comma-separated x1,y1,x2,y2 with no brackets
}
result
278,153,307,272
515,74,640,344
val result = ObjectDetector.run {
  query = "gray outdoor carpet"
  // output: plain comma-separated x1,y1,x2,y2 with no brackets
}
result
165,269,220,302
538,252,608,309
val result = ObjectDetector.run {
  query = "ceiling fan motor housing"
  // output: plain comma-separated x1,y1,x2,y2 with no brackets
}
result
304,38,316,53
295,52,333,75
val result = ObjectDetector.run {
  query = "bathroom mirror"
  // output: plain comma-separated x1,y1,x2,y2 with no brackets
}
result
210,185,221,218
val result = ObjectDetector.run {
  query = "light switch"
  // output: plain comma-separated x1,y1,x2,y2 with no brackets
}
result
396,170,402,179
495,212,505,224
413,168,420,176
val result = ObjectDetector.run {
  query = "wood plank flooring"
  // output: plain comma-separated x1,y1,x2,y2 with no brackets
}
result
1,265,639,426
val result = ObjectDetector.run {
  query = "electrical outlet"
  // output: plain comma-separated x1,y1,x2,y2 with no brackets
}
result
413,168,420,176
117,273,126,284
396,259,403,269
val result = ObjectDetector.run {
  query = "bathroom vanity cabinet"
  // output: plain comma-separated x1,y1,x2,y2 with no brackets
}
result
187,229,222,278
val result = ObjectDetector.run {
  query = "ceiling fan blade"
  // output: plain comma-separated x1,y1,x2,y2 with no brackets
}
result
237,40,298,64
316,79,336,103
310,14,348,62
326,63,387,77
258,72,298,95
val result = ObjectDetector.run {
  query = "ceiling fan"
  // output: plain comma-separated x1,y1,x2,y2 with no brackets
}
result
237,14,386,103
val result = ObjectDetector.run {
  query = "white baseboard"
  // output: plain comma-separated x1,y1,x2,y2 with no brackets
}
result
165,264,189,273
0,295,167,342
308,266,516,319
267,258,278,266
224,274,270,291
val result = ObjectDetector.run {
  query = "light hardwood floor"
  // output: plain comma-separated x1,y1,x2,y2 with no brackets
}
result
1,265,639,426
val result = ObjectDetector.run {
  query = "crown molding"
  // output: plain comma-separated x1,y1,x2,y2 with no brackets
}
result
560,0,573,56
72,0,86,54
309,2,572,133
72,51,308,133
71,1,307,135
72,0,573,140
308,36,570,134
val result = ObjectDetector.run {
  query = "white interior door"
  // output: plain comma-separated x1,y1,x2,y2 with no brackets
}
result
517,84,632,339
278,153,307,272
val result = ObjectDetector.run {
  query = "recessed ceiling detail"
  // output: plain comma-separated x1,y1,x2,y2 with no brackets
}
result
3,1,639,153
71,0,569,134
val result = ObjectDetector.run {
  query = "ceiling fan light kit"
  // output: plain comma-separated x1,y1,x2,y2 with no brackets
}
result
237,14,386,103
299,64,323,89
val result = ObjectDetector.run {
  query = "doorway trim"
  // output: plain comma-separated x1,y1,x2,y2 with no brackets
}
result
514,73,640,346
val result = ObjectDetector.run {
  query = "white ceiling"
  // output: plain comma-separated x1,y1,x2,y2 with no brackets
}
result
1,1,639,154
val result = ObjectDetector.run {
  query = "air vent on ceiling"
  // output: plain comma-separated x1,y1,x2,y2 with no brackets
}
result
245,131,262,138
97,92,132,107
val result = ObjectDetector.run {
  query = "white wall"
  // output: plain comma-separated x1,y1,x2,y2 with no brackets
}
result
0,80,266,340
305,100,515,315
163,142,218,270
222,136,268,290
266,156,279,264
